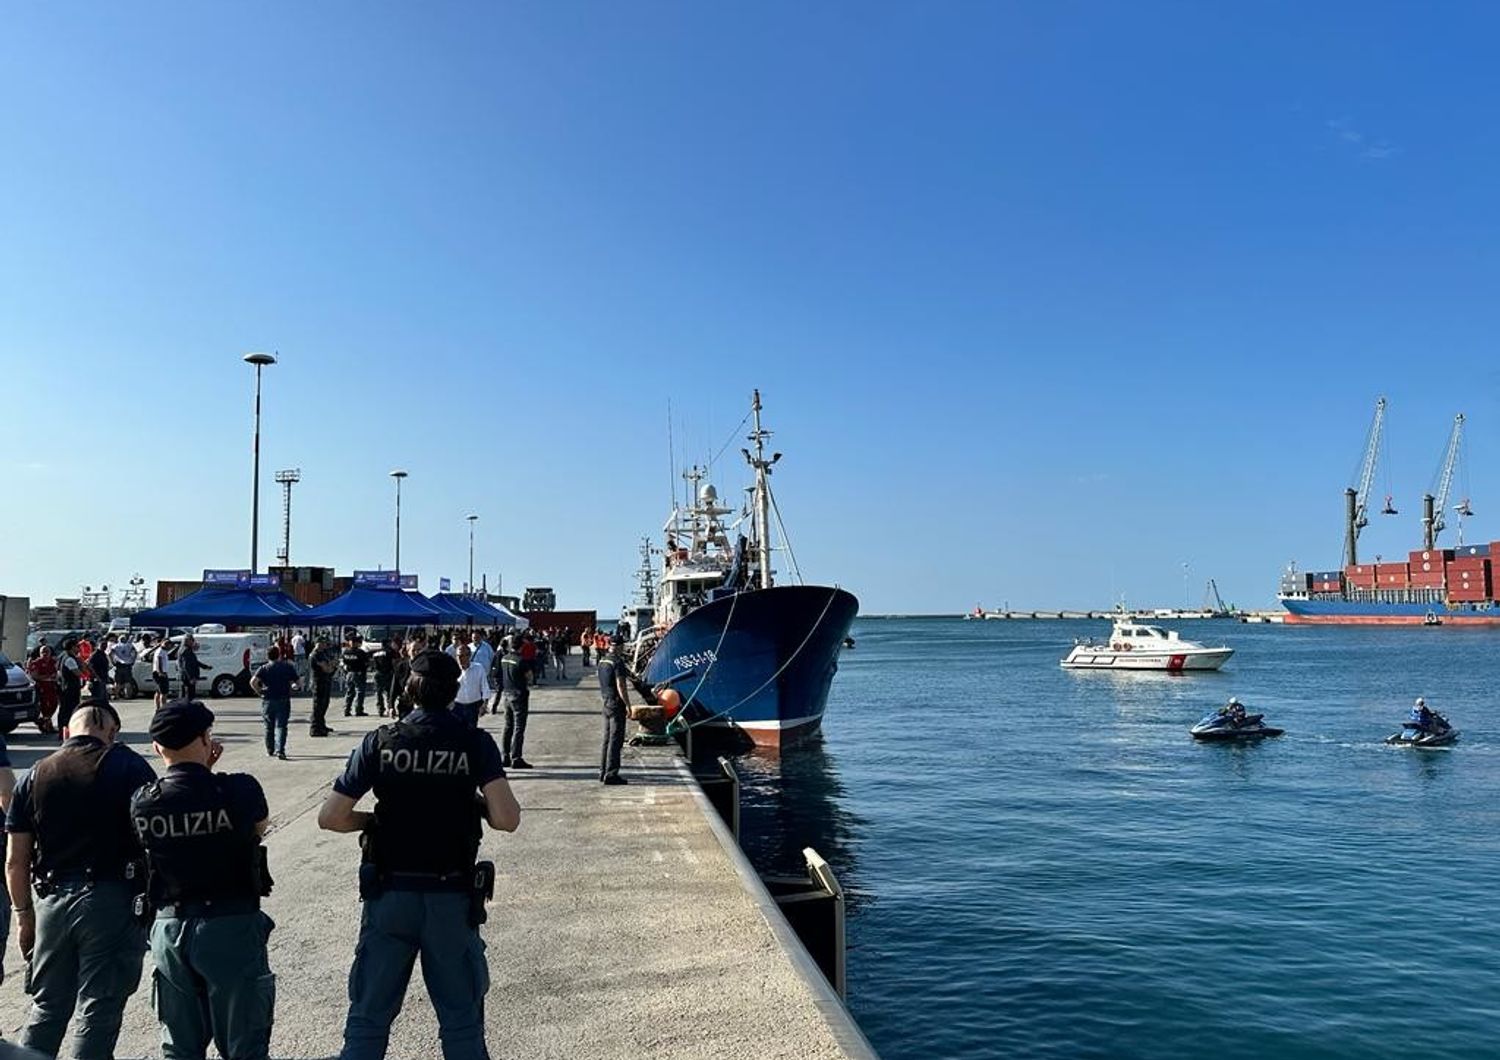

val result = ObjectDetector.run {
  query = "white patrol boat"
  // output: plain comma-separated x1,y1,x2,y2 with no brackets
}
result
1060,618,1233,672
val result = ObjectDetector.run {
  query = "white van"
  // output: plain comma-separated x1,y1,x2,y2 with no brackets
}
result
127,632,274,699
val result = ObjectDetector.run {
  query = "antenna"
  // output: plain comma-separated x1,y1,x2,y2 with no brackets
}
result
274,469,302,566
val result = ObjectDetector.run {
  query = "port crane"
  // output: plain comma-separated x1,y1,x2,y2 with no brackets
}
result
1202,579,1230,616
1344,397,1398,568
1423,413,1470,548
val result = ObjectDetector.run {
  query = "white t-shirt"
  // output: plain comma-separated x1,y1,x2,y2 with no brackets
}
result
291,634,307,657
153,646,170,674
456,660,487,704
110,641,138,665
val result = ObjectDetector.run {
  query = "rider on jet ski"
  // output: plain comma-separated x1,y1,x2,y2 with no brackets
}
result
1218,696,1248,726
1408,697,1442,732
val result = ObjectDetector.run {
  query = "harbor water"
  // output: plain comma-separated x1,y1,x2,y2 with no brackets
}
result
735,619,1500,1059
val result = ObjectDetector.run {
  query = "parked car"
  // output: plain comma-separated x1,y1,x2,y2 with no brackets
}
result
127,632,273,699
0,652,39,734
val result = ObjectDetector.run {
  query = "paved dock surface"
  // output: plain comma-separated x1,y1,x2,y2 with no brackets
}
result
1,664,868,1059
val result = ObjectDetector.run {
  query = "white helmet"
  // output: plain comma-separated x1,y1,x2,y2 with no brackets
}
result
1228,696,1241,707
1415,697,1426,707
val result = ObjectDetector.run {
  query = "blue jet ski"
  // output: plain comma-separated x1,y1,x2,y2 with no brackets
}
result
1387,711,1459,748
1190,710,1284,741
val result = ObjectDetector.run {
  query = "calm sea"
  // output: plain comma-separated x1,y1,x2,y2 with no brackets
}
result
735,618,1500,1060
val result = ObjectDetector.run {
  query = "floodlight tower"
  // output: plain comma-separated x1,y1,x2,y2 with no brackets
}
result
275,469,302,566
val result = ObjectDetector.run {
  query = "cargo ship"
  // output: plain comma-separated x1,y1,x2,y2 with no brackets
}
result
631,391,859,747
1278,544,1500,625
1277,400,1498,623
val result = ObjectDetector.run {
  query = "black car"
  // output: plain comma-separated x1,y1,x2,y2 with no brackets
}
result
0,652,39,734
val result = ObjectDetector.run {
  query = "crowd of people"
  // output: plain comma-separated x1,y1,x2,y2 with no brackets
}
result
0,625,642,1060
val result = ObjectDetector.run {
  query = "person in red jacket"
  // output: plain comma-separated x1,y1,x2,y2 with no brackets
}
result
26,645,60,734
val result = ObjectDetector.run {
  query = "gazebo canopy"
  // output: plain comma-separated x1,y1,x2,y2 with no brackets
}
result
129,587,307,628
288,585,447,627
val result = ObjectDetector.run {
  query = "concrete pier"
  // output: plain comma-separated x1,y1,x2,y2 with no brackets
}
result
1,664,874,1058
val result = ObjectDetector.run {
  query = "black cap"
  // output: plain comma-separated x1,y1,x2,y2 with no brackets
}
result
409,649,461,683
610,631,625,645
150,700,215,750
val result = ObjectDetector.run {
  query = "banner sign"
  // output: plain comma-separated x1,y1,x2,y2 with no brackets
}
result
352,570,401,588
439,577,451,592
399,574,419,590
203,569,251,587
247,574,280,589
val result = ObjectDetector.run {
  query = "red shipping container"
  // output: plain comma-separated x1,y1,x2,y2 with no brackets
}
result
1409,549,1454,567
1377,564,1411,587
1410,573,1446,587
1450,589,1491,602
1449,556,1490,572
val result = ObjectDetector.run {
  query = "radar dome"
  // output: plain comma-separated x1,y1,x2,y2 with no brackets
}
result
700,483,718,502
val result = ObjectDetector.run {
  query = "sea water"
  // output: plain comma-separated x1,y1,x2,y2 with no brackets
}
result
736,619,1500,1059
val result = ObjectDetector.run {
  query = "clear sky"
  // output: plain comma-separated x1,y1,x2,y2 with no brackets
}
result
4,3,1500,615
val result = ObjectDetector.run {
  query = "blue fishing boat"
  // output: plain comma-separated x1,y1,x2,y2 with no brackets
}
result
634,391,859,749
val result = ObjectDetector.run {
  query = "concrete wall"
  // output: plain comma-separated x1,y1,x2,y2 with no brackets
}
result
0,595,31,658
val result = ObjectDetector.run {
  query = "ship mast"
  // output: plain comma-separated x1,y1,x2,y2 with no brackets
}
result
743,389,780,589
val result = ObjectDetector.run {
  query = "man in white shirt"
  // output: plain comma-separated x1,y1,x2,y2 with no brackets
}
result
290,632,309,693
108,635,138,697
452,643,486,729
469,630,494,700
150,637,172,708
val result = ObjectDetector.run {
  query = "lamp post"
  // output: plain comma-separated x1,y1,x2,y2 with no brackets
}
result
390,470,409,571
244,352,277,571
466,514,478,594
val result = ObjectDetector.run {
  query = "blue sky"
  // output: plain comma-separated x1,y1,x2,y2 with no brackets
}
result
4,3,1500,614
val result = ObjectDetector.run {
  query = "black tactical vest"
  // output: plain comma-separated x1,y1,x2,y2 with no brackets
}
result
131,771,263,905
371,715,482,876
31,739,136,877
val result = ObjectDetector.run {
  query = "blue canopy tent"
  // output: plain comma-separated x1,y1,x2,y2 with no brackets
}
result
129,587,308,628
419,592,476,624
287,585,448,627
433,593,527,628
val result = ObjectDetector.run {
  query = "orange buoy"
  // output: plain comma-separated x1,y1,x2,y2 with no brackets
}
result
657,688,682,718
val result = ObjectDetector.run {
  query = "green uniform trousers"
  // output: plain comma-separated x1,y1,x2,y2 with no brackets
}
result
149,910,275,1060
19,879,145,1060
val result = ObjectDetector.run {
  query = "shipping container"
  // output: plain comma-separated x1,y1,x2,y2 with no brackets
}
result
1452,543,1491,559
1449,555,1489,570
1449,589,1492,603
1409,549,1454,565
1377,564,1412,587
1410,574,1446,588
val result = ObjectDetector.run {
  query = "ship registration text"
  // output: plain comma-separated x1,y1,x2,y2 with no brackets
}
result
673,650,718,671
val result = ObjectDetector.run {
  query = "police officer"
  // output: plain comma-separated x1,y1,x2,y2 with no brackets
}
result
498,638,531,769
598,634,631,785
309,632,339,735
131,701,275,1060
4,704,156,1058
342,633,371,717
317,649,520,1060
390,630,425,719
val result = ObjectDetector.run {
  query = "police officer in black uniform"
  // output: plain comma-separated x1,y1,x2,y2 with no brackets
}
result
597,633,632,785
497,639,531,769
130,701,276,1060
4,704,155,1058
309,633,339,736
342,633,371,717
318,649,520,1060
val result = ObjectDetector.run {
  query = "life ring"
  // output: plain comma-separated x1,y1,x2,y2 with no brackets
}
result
1123,643,1133,651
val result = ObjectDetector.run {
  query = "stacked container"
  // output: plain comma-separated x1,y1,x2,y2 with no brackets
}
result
1452,543,1492,560
1449,555,1493,602
1408,550,1449,589
1345,562,1378,589
1310,570,1344,593
1377,563,1412,589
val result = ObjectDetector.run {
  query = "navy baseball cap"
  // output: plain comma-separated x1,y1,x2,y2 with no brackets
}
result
150,701,215,750
409,649,461,683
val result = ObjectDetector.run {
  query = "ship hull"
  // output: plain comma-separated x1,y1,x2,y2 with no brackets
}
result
645,585,859,748
1281,598,1500,625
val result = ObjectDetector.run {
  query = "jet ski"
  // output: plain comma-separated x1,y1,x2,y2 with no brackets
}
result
1190,710,1284,741
1386,712,1459,748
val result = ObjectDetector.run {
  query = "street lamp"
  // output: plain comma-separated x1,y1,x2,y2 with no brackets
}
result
243,352,277,571
390,470,409,571
466,514,478,593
